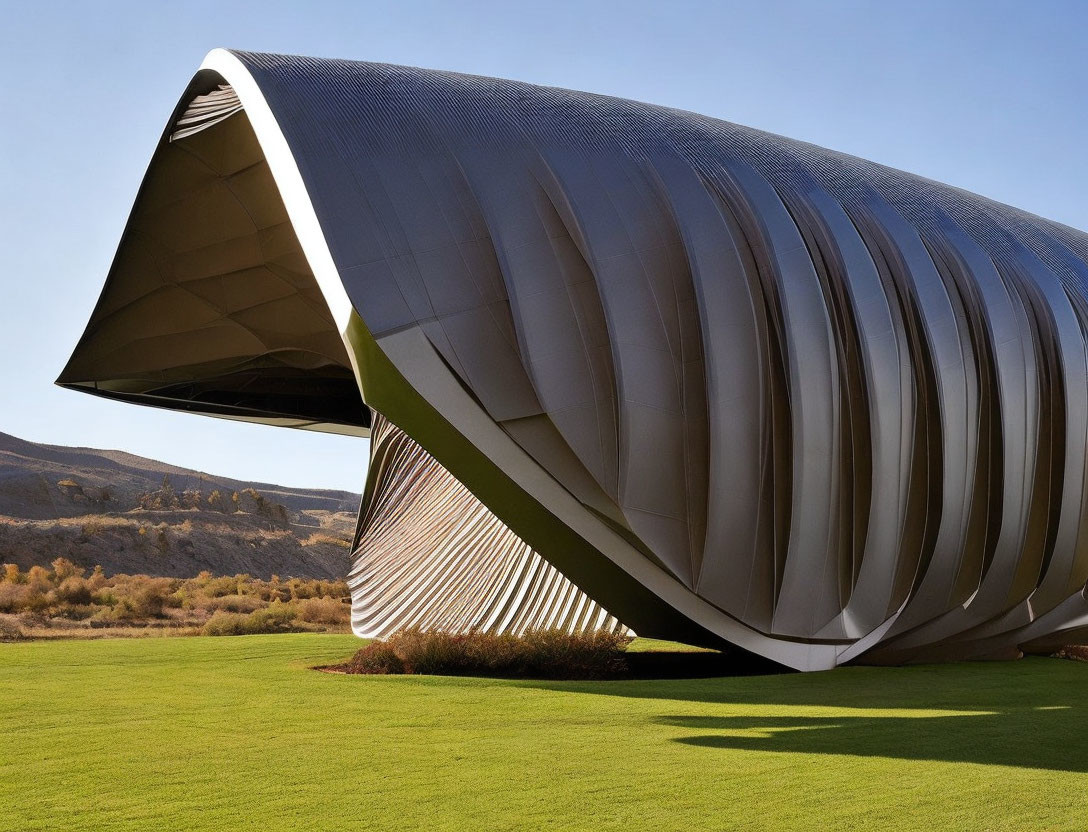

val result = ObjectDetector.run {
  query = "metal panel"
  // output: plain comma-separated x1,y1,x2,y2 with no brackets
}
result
60,49,1088,668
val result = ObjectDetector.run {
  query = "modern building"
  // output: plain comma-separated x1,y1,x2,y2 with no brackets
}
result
60,50,1088,669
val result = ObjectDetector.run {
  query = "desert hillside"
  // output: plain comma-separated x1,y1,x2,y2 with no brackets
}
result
0,432,361,579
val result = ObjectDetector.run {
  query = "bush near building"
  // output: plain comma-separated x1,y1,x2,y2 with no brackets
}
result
339,628,632,679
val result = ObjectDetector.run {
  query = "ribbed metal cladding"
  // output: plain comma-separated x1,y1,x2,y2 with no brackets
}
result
232,51,1088,666
348,412,630,638
61,49,1088,668
169,84,243,141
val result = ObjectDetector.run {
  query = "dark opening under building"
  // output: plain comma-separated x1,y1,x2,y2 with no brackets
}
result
60,49,1088,670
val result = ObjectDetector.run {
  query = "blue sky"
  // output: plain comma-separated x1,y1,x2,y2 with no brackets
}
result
1,0,1085,492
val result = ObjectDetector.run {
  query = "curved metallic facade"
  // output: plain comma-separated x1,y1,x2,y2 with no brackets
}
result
351,413,628,638
60,50,1088,669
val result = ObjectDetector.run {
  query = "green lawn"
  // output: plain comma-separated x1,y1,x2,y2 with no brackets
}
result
0,635,1085,831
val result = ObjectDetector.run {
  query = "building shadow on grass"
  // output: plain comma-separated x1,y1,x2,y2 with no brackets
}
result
623,649,785,679
528,656,1088,772
653,708,1086,772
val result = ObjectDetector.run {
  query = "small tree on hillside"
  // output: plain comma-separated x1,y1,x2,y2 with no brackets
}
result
26,565,51,588
243,488,267,515
51,558,83,582
89,565,106,590
272,503,290,527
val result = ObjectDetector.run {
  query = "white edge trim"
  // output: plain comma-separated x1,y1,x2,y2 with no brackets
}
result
199,49,355,334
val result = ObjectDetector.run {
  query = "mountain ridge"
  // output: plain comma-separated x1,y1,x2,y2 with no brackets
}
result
0,430,362,579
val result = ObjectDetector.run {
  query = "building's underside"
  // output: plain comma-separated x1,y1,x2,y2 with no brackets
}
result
60,49,1088,670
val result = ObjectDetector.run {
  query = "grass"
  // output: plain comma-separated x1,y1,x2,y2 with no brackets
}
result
0,635,1085,831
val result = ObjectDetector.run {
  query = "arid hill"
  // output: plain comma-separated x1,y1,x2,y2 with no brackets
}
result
0,431,361,579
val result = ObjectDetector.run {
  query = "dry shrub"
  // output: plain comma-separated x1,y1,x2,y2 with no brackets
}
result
1055,645,1088,662
56,577,93,606
25,566,51,590
51,558,84,581
0,563,349,634
296,597,349,626
0,583,29,613
247,603,297,632
345,641,404,674
0,614,24,641
201,603,299,636
92,589,118,608
83,576,177,623
81,520,105,537
203,576,241,598
128,579,175,618
132,588,166,618
519,629,632,678
254,582,289,603
201,611,251,636
301,532,351,549
203,594,262,614
286,578,316,600
16,584,49,614
16,612,43,630
343,628,632,679
87,566,107,591
53,603,96,621
90,600,138,624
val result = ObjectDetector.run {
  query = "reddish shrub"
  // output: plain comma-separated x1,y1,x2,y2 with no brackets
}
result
520,629,632,679
339,628,631,679
1055,645,1088,662
343,641,405,674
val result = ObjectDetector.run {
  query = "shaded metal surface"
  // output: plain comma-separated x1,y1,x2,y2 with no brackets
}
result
169,84,243,141
57,99,367,435
61,49,1088,668
350,412,629,638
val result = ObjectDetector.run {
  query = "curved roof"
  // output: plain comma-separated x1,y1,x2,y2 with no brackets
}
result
62,50,1088,667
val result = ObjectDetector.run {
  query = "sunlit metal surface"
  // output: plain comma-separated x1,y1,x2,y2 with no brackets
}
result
62,50,1088,668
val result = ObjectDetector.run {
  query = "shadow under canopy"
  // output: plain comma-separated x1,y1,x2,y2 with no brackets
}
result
57,79,367,436
526,656,1088,773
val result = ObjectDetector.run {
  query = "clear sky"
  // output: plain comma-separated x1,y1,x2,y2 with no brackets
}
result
1,0,1086,492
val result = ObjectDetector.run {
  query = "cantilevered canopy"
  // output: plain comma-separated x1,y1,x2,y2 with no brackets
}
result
58,74,367,435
